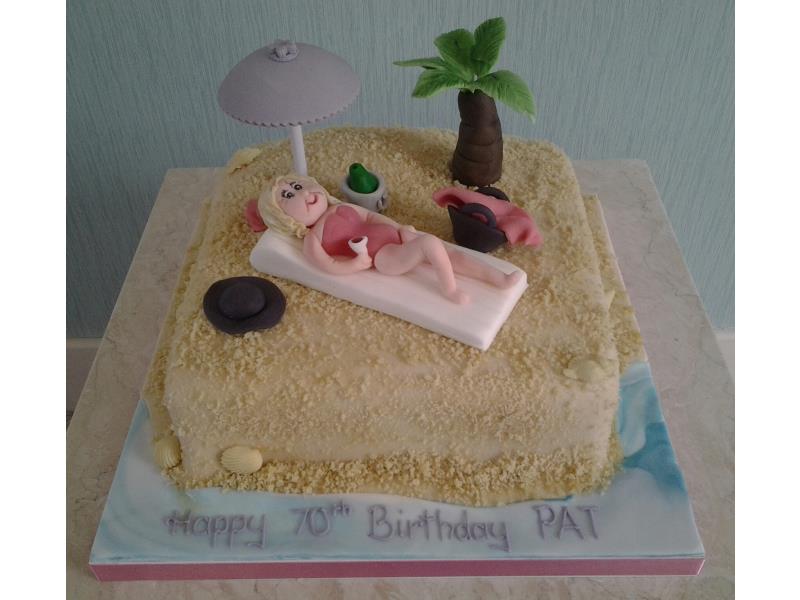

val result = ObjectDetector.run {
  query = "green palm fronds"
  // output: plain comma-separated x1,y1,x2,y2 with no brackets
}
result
394,17,536,121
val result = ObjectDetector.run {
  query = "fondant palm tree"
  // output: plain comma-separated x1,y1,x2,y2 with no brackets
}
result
395,17,536,186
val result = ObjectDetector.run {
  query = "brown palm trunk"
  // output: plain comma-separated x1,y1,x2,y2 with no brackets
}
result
451,90,503,186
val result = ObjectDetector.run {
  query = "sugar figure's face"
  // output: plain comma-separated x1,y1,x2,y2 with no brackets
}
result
276,178,329,226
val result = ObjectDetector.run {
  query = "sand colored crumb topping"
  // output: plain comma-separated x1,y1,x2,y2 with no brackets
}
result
584,195,646,372
142,199,211,440
169,437,622,507
143,127,643,506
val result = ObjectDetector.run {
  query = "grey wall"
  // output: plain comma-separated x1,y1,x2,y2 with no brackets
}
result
67,0,733,337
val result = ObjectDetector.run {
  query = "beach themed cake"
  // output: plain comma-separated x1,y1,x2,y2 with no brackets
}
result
142,126,645,506
141,19,645,507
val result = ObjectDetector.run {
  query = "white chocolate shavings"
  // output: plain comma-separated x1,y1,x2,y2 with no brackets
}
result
584,195,646,371
563,356,614,383
225,147,263,174
604,289,616,310
170,435,622,507
142,127,645,506
142,200,211,437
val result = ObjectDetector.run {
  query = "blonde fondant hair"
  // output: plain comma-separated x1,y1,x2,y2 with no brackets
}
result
257,174,341,238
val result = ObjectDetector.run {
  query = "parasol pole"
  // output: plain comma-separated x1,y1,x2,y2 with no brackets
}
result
219,40,359,177
288,125,307,175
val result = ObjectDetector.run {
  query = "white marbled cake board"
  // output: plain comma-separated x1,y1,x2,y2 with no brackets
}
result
90,362,703,580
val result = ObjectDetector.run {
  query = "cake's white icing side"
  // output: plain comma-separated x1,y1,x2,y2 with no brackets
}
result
143,128,643,505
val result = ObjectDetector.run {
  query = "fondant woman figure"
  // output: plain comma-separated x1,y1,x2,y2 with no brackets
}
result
258,174,521,304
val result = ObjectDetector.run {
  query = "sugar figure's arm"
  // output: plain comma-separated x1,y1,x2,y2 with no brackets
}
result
302,231,372,275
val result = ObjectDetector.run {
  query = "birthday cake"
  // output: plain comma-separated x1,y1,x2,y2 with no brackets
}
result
140,18,647,507
142,126,645,506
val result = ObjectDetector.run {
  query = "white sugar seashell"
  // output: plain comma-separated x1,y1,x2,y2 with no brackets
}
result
154,436,181,469
221,446,263,474
563,357,609,383
604,289,616,310
226,147,262,174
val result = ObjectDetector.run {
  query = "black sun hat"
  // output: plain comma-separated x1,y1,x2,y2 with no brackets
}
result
203,277,286,335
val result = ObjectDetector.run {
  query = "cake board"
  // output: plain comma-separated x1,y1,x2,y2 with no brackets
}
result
89,360,704,581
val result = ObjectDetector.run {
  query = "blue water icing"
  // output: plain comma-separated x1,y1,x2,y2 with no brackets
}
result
91,360,705,566
541,495,573,502
617,362,687,494
617,363,663,454
623,423,686,493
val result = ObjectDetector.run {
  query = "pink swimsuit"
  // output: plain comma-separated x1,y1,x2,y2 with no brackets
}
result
321,205,401,258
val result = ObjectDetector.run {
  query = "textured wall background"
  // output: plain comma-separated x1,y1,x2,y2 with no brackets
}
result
67,0,734,337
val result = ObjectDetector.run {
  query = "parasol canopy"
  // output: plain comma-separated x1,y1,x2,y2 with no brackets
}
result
218,40,361,175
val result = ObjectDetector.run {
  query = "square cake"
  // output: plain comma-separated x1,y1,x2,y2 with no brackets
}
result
143,127,644,506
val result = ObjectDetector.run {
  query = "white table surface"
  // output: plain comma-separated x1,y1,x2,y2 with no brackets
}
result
66,162,734,598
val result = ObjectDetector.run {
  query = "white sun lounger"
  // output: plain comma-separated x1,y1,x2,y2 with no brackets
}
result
250,230,527,350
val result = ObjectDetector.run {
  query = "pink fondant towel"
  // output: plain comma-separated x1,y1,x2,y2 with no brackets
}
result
433,187,542,248
244,198,267,232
